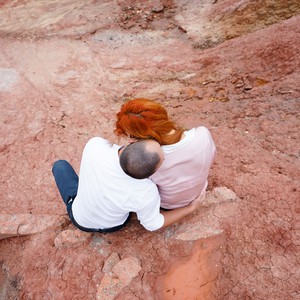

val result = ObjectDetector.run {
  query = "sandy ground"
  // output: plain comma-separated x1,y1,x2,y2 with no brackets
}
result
0,1,299,299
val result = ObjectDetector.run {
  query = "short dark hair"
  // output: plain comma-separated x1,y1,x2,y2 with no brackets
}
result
119,140,162,179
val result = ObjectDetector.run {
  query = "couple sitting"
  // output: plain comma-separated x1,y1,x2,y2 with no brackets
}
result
52,98,216,232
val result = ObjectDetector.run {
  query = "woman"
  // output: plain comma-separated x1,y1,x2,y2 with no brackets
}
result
115,98,216,209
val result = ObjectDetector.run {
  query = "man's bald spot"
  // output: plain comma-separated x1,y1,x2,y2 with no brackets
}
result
143,139,164,169
119,139,164,179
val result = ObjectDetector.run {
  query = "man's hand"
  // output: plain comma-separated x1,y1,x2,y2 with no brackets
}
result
189,192,206,211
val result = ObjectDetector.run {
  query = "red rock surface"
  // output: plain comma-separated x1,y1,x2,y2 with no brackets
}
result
0,1,299,299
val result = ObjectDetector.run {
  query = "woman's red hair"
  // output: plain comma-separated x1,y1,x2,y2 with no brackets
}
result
115,98,184,145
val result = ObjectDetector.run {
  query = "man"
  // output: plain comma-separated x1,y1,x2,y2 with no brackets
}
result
52,137,203,232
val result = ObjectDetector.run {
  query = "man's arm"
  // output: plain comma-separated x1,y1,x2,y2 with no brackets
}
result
160,193,204,228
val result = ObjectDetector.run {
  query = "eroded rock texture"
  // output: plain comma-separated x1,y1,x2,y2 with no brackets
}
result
0,0,299,299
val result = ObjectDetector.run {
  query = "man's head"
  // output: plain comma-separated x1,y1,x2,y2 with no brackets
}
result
119,140,164,179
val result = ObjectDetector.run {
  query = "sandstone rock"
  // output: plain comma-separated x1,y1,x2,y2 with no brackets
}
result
96,257,141,300
0,0,120,38
175,224,223,241
202,186,237,207
54,229,92,248
102,252,120,274
0,68,18,91
175,0,300,48
0,214,66,240
212,186,237,201
174,187,239,241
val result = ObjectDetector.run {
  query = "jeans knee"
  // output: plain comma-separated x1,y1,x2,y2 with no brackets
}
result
52,159,69,174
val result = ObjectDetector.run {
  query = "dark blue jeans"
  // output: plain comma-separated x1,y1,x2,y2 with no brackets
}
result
52,160,131,233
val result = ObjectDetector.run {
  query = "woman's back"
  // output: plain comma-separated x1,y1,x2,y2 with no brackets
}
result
150,126,216,209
